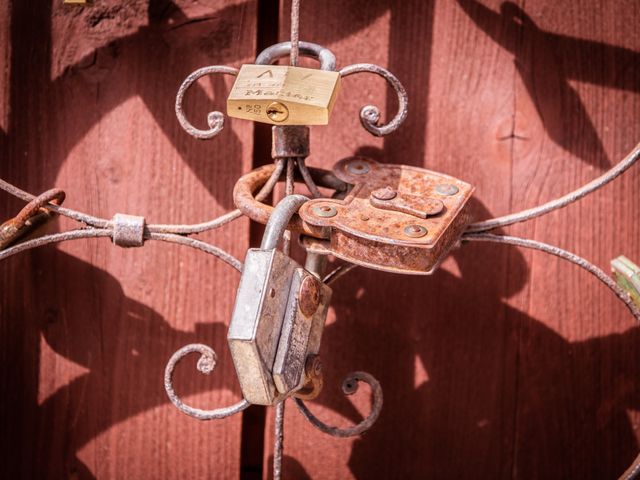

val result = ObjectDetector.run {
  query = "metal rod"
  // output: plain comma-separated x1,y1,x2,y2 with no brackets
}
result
462,232,640,321
273,400,286,480
467,141,640,233
290,0,300,66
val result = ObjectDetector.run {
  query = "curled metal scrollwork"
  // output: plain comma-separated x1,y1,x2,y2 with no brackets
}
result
294,371,383,437
339,63,408,137
164,343,249,420
175,66,239,140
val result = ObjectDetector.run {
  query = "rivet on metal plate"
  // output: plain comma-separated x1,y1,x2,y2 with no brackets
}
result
312,204,338,218
435,184,459,196
346,160,371,175
403,224,428,238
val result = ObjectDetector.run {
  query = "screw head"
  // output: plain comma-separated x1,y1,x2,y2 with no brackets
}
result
311,204,337,218
266,102,289,122
346,160,370,175
435,184,459,196
371,186,397,200
403,224,428,238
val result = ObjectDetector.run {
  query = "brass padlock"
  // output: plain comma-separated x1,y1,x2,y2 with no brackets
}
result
227,65,341,126
227,195,331,405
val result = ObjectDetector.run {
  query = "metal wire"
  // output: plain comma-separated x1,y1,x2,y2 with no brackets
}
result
294,371,383,437
339,63,409,137
297,159,322,198
462,233,640,321
290,0,300,67
324,263,358,285
164,344,250,420
0,178,109,228
467,141,640,233
148,158,285,235
274,400,286,480
0,228,112,261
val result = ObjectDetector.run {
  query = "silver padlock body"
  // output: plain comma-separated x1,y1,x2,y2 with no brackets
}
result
227,248,298,405
273,269,332,395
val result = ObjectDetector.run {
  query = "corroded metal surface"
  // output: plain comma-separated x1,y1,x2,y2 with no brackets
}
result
111,213,145,248
228,195,333,406
294,371,384,437
272,126,310,159
0,188,65,250
298,157,474,274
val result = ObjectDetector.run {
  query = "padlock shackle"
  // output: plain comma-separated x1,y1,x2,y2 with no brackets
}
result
261,194,309,250
255,41,337,71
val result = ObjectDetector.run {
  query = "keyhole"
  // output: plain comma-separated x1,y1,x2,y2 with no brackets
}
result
266,102,289,122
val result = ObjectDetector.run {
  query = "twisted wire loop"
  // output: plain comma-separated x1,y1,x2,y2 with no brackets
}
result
339,63,409,137
164,343,249,420
294,371,384,437
462,233,640,322
175,65,239,140
468,141,640,233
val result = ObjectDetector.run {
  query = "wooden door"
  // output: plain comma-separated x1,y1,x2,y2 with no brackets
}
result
1,1,639,479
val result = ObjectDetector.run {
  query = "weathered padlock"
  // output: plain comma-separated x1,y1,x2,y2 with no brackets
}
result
227,64,341,126
227,195,332,405
298,157,474,274
233,157,474,275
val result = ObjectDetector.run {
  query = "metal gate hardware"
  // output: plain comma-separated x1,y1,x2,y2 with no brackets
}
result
299,157,474,274
611,255,640,308
234,157,474,275
227,65,341,125
0,188,65,250
227,195,331,405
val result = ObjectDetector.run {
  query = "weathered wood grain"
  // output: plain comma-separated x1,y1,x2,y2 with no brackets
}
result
0,1,256,478
2,1,640,479
267,0,640,479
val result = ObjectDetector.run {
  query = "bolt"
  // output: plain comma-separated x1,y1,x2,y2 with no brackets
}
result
346,160,370,175
299,276,321,317
371,186,397,201
312,204,337,218
435,184,459,196
266,102,289,122
403,224,428,238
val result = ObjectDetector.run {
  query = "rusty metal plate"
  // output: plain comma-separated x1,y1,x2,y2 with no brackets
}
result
298,157,474,274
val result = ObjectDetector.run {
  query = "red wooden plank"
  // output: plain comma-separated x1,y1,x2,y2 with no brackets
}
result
0,1,256,478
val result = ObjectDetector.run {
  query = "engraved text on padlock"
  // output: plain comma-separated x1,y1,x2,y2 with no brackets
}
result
227,65,341,125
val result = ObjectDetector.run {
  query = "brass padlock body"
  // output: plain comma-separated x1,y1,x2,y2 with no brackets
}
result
227,65,341,125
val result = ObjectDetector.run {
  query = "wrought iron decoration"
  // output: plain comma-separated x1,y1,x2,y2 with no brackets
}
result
2,1,640,479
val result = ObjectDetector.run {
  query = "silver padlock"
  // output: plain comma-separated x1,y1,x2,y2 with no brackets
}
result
227,195,331,405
